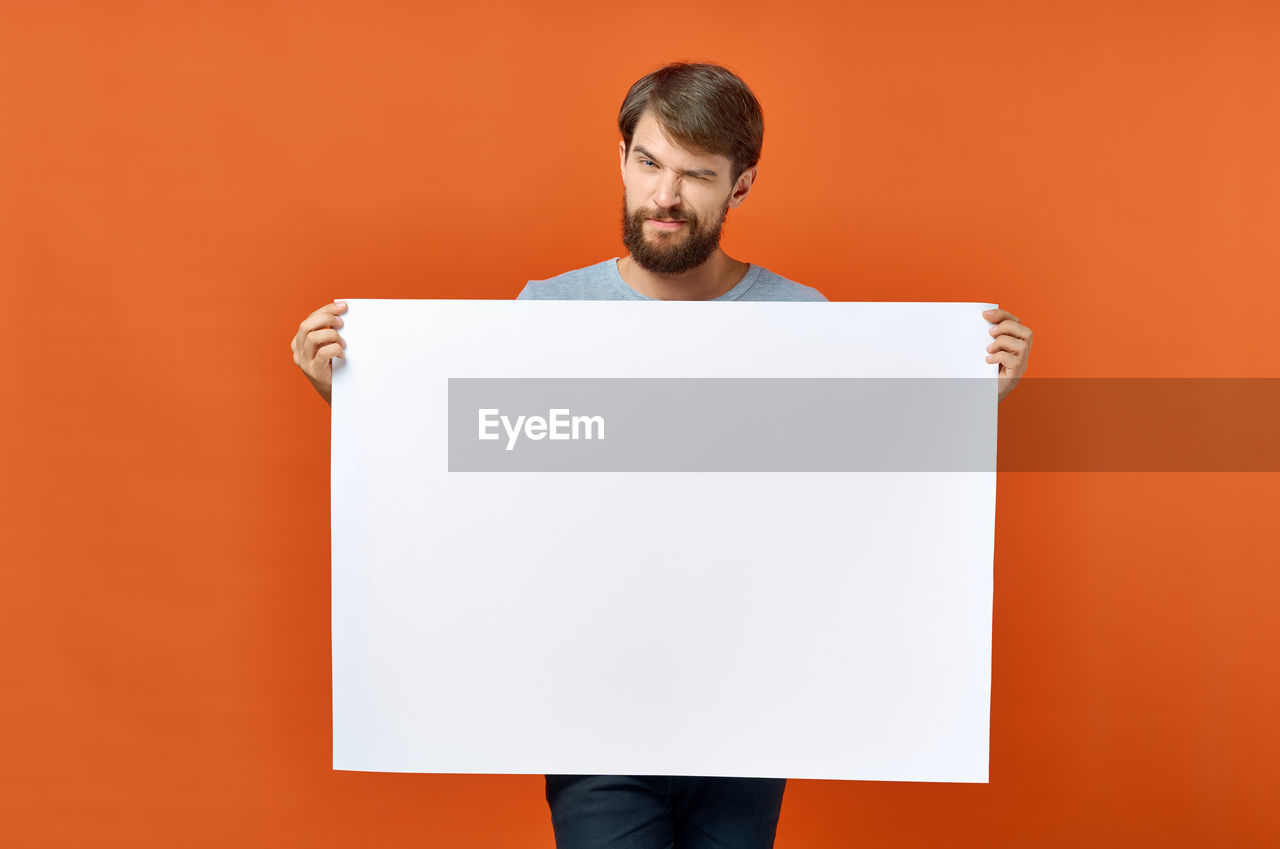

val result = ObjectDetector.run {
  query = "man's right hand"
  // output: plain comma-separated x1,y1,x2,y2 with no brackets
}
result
291,301,347,406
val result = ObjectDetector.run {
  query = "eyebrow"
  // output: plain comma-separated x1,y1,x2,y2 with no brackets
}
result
633,145,719,179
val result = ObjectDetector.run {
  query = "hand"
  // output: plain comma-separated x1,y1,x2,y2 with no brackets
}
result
291,301,347,405
982,308,1032,403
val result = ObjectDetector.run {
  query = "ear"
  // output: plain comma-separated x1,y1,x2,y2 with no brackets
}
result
727,166,758,209
619,140,628,182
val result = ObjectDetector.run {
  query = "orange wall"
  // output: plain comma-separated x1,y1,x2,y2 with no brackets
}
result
3,1,1277,846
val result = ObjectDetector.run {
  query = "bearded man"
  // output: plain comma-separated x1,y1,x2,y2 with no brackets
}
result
292,61,1033,849
518,64,826,305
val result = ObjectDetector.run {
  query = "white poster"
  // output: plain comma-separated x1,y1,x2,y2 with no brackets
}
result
332,300,998,782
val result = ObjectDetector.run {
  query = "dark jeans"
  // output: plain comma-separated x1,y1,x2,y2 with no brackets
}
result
545,774,787,849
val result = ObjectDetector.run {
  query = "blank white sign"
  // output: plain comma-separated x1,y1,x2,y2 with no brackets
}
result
331,300,998,782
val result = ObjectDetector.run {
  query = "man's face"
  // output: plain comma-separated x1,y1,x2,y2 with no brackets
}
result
619,111,755,275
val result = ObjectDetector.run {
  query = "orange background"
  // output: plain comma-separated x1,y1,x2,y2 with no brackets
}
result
3,1,1278,846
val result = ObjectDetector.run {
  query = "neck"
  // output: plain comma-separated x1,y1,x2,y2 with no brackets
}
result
617,249,749,301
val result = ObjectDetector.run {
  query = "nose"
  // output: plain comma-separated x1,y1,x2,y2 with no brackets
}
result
653,171,682,212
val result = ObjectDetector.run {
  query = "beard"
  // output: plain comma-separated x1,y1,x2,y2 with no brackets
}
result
621,194,730,275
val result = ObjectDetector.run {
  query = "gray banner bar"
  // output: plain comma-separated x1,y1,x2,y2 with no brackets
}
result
448,378,996,472
995,378,1280,471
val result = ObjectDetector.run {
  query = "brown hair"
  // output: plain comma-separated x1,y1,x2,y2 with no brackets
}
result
618,62,764,182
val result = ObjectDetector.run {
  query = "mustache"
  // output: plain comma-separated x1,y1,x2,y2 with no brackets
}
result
633,206,699,227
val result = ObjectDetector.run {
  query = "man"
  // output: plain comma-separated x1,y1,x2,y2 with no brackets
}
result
292,62,1032,849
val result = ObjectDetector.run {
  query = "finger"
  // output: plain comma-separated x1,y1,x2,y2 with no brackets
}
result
987,319,1031,341
305,327,346,352
312,301,347,317
294,312,345,356
301,330,345,368
985,351,1017,371
986,335,1028,356
300,302,347,335
982,308,1020,324
298,310,345,338
313,342,346,368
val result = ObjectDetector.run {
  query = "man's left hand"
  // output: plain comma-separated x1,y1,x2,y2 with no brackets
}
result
982,308,1033,403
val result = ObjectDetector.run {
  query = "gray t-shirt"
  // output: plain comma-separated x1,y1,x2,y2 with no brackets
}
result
517,258,826,302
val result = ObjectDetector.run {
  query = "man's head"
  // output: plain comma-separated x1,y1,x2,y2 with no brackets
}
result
617,62,764,275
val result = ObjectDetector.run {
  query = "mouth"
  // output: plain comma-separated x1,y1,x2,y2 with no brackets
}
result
646,218,687,231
